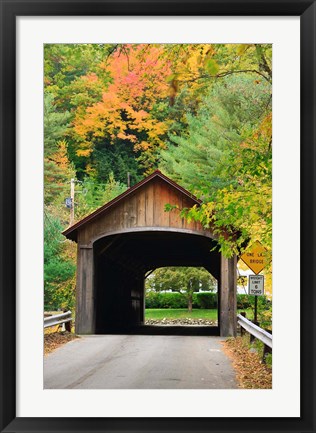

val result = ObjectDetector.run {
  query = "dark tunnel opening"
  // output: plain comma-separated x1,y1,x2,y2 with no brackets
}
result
94,231,221,335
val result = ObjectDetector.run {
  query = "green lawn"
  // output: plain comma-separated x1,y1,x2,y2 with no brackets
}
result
145,308,218,320
145,308,254,321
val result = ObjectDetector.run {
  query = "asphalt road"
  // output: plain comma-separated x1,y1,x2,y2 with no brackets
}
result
44,335,238,389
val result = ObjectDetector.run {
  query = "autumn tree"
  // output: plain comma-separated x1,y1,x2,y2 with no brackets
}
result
44,44,113,111
71,44,172,179
160,73,272,258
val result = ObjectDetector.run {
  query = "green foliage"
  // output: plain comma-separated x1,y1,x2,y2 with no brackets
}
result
44,44,113,109
236,294,271,309
237,295,272,329
146,267,216,311
44,93,71,156
92,140,142,185
145,291,269,313
74,172,127,219
44,93,75,205
146,267,216,292
44,211,76,310
195,292,218,309
145,291,218,309
146,292,187,309
257,299,272,329
160,74,272,258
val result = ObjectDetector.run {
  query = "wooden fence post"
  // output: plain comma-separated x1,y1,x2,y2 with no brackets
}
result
65,320,72,332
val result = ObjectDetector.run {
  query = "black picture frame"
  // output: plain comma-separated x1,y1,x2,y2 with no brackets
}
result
0,1,315,432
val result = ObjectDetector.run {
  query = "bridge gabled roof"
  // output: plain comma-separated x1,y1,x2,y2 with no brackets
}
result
62,170,201,242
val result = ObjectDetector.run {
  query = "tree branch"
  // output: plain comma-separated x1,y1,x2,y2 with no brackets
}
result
179,69,271,84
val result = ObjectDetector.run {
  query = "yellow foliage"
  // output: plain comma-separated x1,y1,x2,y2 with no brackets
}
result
76,148,93,157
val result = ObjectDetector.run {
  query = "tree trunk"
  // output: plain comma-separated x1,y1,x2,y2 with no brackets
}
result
188,294,193,313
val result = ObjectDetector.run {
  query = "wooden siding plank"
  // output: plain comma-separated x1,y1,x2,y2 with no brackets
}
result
125,192,137,229
157,179,170,227
169,187,182,228
145,183,154,226
137,188,146,227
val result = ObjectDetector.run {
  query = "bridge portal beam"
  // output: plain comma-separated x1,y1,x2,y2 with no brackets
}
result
75,245,95,334
219,254,237,337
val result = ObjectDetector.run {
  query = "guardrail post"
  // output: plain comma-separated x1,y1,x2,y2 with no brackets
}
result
240,312,246,336
262,344,272,363
65,320,72,332
262,328,272,363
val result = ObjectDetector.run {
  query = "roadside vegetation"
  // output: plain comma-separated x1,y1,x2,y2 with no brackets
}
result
222,336,272,389
44,327,78,356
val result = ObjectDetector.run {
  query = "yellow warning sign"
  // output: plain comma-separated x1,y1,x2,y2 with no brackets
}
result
240,241,268,274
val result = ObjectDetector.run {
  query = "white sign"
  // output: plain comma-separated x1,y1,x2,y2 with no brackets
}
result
248,275,264,296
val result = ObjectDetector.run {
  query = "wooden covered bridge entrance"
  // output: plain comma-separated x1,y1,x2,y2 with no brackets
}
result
63,171,237,337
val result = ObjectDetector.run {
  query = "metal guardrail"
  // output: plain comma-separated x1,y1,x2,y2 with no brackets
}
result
237,314,272,349
44,311,72,329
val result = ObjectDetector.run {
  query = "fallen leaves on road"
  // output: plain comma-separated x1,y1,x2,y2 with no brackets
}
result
221,336,272,389
44,331,78,356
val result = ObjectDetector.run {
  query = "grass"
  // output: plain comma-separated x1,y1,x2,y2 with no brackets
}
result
145,308,218,320
145,308,253,321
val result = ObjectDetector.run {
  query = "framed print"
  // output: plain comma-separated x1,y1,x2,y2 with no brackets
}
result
0,1,315,432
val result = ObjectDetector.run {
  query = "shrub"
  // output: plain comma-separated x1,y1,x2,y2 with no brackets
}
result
145,292,187,309
237,294,271,310
194,292,218,309
237,294,252,309
146,291,218,309
145,292,270,314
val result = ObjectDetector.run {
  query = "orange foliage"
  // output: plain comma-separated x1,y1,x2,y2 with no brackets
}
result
53,140,70,170
73,44,172,162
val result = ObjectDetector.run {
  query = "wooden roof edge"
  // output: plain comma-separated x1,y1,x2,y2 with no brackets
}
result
62,170,201,241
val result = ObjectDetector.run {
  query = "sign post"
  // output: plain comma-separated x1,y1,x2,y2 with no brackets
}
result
248,275,264,323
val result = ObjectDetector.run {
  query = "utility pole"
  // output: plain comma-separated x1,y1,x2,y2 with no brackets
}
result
127,172,131,188
70,178,75,226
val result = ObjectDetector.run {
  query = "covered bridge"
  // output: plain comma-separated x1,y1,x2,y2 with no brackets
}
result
63,170,237,337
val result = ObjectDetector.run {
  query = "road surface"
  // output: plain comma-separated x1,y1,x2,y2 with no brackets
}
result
44,334,238,389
